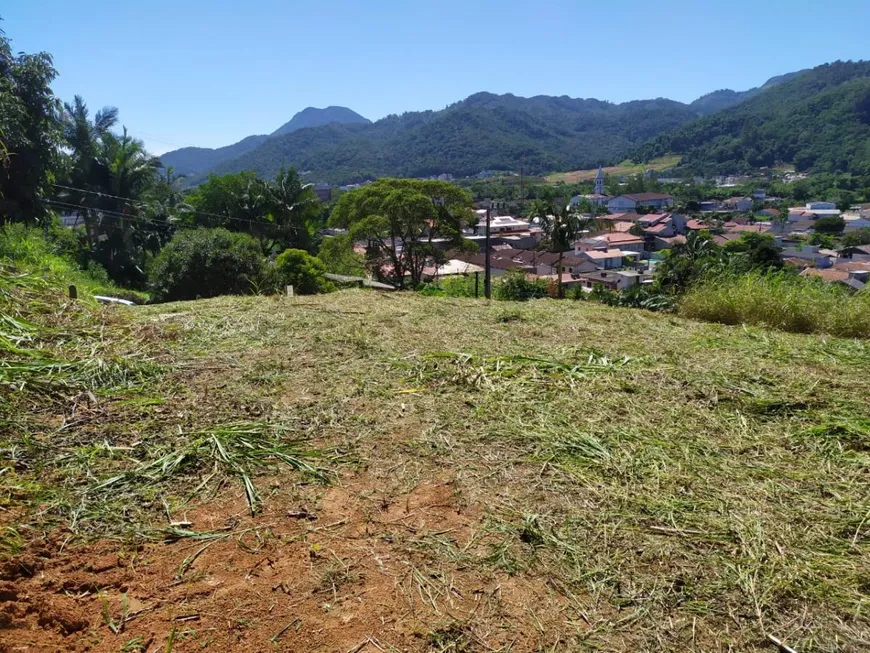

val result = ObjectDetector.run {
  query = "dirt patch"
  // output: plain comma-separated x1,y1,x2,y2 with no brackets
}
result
0,474,575,652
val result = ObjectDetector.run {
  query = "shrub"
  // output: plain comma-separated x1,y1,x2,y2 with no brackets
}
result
679,272,870,337
274,248,334,295
814,216,845,234
494,270,548,301
148,228,265,302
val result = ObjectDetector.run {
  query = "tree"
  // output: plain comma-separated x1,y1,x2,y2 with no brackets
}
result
318,233,365,276
841,228,870,247
148,228,264,302
185,169,321,254
814,216,846,234
527,197,602,298
721,233,783,271
274,248,334,294
655,231,719,293
329,178,472,289
87,128,162,286
0,26,60,223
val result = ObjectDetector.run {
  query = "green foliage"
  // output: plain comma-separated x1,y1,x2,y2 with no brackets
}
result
633,61,870,176
185,168,321,255
0,27,60,223
317,234,365,276
654,231,721,293
329,178,472,288
493,270,548,301
273,248,334,295
841,228,870,247
0,223,141,301
808,233,837,248
813,216,846,234
201,94,701,185
720,233,783,271
679,272,870,337
147,228,264,302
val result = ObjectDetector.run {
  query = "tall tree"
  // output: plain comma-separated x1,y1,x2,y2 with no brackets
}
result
0,26,60,223
59,95,119,245
527,197,601,298
329,178,473,288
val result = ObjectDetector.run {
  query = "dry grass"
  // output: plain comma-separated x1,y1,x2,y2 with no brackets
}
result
546,155,683,184
4,287,870,650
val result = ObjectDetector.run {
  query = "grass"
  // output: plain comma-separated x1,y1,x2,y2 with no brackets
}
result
679,272,870,337
546,155,683,184
3,276,870,649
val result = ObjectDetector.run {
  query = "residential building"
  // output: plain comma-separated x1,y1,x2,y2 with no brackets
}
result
607,193,673,214
724,197,753,212
576,270,641,292
780,245,832,268
577,232,645,255
578,248,624,269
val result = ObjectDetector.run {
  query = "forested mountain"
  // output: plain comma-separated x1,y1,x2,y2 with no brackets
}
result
271,106,370,137
633,61,870,175
200,93,701,184
160,134,269,176
689,71,805,115
160,106,369,176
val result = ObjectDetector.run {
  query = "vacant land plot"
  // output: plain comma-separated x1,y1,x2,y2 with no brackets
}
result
547,155,683,184
2,285,869,651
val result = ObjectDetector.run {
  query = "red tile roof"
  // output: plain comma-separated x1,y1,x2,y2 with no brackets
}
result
800,268,849,283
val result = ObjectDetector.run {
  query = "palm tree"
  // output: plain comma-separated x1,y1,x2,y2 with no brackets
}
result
268,167,319,253
528,198,602,298
59,96,119,246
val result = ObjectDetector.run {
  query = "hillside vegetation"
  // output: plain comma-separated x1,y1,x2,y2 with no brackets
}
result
200,93,702,184
633,60,870,175
2,280,869,651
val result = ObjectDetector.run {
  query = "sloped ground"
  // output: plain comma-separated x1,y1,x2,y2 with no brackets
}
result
2,289,869,651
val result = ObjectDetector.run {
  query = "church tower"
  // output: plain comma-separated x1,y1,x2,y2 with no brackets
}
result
594,166,605,196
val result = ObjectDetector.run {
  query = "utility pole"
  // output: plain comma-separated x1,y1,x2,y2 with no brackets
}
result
484,203,492,299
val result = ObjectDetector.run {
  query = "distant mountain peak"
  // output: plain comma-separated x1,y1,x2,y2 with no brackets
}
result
271,106,370,137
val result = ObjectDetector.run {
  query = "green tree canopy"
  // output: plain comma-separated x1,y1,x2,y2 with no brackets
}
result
0,26,59,223
329,178,473,288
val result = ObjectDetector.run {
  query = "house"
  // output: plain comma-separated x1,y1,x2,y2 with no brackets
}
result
314,183,332,202
686,219,710,231
607,193,673,214
724,197,753,212
578,248,624,269
422,259,486,281
788,202,842,221
654,235,687,250
840,245,870,260
725,223,773,234
577,232,645,255
753,189,767,201
532,273,586,290
758,208,781,219
576,270,641,292
699,200,720,212
482,216,533,234
844,215,870,232
780,245,832,268
799,267,869,290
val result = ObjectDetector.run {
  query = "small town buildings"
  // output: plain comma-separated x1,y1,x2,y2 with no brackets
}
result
577,232,645,255
724,197,753,212
607,193,673,214
577,248,624,269
575,270,641,292
780,245,833,268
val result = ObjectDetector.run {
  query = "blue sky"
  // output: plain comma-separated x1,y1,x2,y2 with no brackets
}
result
5,1,869,154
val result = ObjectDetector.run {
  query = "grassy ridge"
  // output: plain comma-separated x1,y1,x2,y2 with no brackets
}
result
680,273,870,338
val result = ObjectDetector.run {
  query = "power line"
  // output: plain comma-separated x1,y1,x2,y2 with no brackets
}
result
50,183,264,228
46,199,170,228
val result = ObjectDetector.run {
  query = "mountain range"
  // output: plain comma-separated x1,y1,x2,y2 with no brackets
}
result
161,62,870,185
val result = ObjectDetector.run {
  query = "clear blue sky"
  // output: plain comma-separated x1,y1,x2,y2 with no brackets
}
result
5,1,869,154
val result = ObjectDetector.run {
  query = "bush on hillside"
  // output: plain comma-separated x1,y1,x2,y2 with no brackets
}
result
0,224,146,302
273,248,334,295
148,228,265,302
494,270,548,301
679,272,870,337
